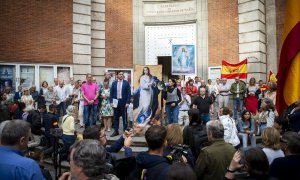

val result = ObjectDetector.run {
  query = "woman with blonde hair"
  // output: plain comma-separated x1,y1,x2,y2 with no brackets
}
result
261,127,284,165
163,124,195,167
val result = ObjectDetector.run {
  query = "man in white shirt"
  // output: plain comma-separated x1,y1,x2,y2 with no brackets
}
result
55,80,69,117
178,87,191,126
218,78,230,109
219,107,240,149
66,78,75,106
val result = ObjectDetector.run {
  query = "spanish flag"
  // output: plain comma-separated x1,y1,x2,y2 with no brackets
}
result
221,59,247,79
268,70,277,83
276,0,300,114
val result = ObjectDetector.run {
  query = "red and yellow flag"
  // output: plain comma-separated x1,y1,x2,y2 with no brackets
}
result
276,0,300,114
268,70,277,83
221,59,247,79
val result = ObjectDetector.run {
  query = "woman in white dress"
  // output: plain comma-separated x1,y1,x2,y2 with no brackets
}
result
21,88,34,110
44,86,56,112
138,67,152,116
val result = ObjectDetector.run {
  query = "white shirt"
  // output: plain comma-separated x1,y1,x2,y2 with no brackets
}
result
66,84,74,96
117,80,123,99
219,114,240,146
208,84,218,96
194,82,201,89
262,148,285,165
218,83,230,96
179,94,191,111
55,86,69,102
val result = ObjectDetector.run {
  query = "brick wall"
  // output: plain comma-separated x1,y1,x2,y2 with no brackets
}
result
208,0,239,66
106,0,133,68
276,0,286,62
0,0,72,64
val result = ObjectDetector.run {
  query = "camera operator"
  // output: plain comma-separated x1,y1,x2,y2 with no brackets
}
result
60,105,76,160
163,124,195,168
83,125,133,157
83,126,134,178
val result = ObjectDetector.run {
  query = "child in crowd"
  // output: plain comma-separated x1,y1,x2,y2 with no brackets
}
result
127,96,134,128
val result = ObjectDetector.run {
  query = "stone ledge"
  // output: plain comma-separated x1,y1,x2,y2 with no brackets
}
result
73,3,91,15
73,44,92,55
239,10,265,24
73,24,92,35
73,14,91,25
238,0,265,14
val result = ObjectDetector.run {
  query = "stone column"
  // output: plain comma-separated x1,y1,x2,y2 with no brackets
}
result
265,0,277,74
238,0,267,82
91,0,106,81
73,0,92,81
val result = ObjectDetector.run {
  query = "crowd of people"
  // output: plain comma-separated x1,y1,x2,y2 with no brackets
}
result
0,70,300,180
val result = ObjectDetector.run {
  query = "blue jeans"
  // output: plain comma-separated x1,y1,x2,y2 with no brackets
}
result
259,123,267,135
60,134,76,160
233,97,243,120
84,104,98,127
239,133,256,148
200,113,210,124
166,105,179,124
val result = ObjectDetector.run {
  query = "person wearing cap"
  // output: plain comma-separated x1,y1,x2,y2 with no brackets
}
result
60,105,76,160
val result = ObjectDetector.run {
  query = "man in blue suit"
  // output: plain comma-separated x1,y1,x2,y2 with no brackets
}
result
14,86,23,102
109,71,131,137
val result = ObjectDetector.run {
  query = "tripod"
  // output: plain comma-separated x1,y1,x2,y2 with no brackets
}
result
52,136,62,180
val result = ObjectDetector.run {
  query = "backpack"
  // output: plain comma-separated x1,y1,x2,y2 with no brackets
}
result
141,162,170,180
105,152,136,180
129,158,171,180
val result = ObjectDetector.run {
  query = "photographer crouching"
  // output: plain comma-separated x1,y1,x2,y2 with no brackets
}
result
163,124,195,168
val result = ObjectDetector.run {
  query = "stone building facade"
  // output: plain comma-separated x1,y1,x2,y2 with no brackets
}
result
0,0,286,91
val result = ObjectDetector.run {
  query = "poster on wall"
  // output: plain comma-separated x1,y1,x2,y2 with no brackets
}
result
172,45,196,76
20,66,35,89
133,65,162,126
40,66,54,86
0,65,15,92
106,69,132,86
57,67,71,84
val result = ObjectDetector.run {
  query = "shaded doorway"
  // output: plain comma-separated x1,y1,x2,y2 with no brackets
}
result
157,56,179,82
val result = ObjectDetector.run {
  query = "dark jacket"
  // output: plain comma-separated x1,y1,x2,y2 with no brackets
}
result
14,91,22,102
27,110,42,135
42,112,59,138
183,123,208,158
270,154,300,180
106,136,132,157
230,82,246,99
131,152,171,180
288,109,300,133
109,80,131,106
